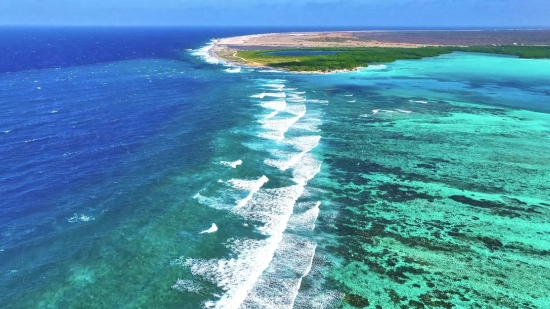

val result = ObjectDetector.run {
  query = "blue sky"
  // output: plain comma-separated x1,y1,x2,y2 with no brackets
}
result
0,0,548,27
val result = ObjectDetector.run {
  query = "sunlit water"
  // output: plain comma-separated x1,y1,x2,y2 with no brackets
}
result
1,29,549,309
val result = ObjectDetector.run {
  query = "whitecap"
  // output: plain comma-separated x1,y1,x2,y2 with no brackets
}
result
220,160,243,168
175,184,311,309
190,40,222,65
228,176,269,207
68,213,95,223
241,234,317,309
284,135,321,153
286,93,306,102
199,223,218,234
288,202,321,232
284,104,306,117
264,83,285,91
257,115,302,141
260,100,287,111
225,67,241,73
172,279,202,293
306,99,329,104
251,92,286,99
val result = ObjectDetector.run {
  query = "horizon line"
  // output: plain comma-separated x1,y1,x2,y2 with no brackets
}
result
1,25,550,31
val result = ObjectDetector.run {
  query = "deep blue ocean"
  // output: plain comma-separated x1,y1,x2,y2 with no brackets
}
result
1,27,549,309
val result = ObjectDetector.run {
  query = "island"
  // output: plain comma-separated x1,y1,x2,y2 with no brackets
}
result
210,30,550,73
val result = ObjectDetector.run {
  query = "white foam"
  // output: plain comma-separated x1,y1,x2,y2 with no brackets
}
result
172,279,203,293
264,149,322,187
286,93,306,102
199,223,219,234
68,213,95,223
228,176,269,192
344,94,353,97
288,202,321,232
291,152,322,186
190,41,222,65
291,117,322,133
306,99,329,104
367,64,387,69
284,104,306,117
241,234,317,309
251,92,286,99
228,176,269,207
397,109,412,114
220,160,243,168
193,192,229,210
176,184,312,309
225,67,241,73
348,100,356,103
181,237,276,309
410,99,428,104
264,151,306,171
284,135,321,153
263,111,279,119
257,116,302,141
264,83,285,91
372,109,380,115
260,100,287,111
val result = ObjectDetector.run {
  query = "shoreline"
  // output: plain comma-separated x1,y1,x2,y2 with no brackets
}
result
206,30,550,74
208,37,367,74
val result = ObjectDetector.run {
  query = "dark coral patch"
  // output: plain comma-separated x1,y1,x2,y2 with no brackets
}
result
344,293,370,308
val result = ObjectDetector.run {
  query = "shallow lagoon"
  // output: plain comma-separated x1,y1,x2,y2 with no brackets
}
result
292,52,550,308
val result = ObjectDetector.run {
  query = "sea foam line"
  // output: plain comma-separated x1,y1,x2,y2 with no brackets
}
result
251,92,286,99
176,184,310,309
190,40,222,65
178,82,324,309
220,160,243,168
241,235,318,309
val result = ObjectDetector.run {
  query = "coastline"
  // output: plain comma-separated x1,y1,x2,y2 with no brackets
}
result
206,31,550,74
208,38,364,74
208,31,431,74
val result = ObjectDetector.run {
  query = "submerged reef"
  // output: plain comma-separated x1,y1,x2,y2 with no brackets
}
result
314,94,550,308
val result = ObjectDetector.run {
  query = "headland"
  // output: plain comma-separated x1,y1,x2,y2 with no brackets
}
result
210,30,550,73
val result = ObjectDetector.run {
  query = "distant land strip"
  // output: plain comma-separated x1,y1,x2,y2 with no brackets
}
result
210,30,550,72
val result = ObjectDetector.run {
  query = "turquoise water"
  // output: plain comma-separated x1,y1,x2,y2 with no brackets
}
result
290,52,550,308
1,32,549,309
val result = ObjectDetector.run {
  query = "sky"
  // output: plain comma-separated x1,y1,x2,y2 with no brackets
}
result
0,0,549,28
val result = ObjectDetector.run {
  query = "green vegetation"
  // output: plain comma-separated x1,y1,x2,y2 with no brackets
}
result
236,46,550,72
